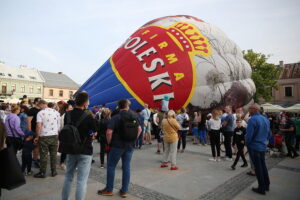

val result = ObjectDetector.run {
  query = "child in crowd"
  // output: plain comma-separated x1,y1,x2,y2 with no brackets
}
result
22,131,35,175
231,119,248,170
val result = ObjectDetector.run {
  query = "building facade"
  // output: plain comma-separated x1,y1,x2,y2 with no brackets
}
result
0,62,44,101
270,61,300,106
40,71,79,102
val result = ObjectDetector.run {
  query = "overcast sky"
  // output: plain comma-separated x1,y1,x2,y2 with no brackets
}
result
0,0,299,84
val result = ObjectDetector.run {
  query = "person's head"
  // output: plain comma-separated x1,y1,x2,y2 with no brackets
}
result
57,100,65,109
236,119,242,127
20,105,29,114
154,108,158,113
225,106,232,114
212,109,220,120
23,95,27,99
194,112,199,117
180,107,187,113
118,99,131,110
144,104,148,109
62,103,73,113
236,113,242,120
11,104,20,114
75,92,89,109
135,108,142,114
47,102,55,109
37,100,47,109
167,110,176,119
248,103,260,115
101,108,111,119
33,97,41,106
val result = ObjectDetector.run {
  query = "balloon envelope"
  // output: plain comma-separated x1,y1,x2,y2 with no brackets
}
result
79,15,256,110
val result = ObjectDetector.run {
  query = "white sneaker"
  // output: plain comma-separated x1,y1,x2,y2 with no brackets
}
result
225,157,233,161
216,158,221,162
209,158,216,161
60,163,66,170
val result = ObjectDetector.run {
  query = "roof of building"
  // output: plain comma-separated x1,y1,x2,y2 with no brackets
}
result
40,71,79,89
0,63,45,83
280,62,300,79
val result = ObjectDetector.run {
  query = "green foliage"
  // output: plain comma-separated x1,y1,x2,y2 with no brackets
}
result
243,49,282,103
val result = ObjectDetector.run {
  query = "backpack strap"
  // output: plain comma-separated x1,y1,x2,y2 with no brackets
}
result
75,112,89,128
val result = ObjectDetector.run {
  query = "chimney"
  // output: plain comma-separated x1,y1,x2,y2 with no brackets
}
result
279,61,284,67
58,72,63,74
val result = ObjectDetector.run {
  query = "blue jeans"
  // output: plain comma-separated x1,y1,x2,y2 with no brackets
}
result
199,129,207,144
61,154,92,200
135,132,143,148
248,148,270,192
106,147,133,193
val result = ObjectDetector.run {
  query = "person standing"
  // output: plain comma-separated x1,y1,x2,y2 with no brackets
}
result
246,104,270,195
141,104,151,145
222,106,235,161
19,105,29,134
98,99,141,198
61,92,97,200
161,110,180,170
97,108,111,168
207,109,222,162
192,112,200,144
27,97,41,168
59,103,73,170
176,108,189,153
231,119,248,170
280,113,299,158
135,109,144,149
34,101,61,178
5,104,25,154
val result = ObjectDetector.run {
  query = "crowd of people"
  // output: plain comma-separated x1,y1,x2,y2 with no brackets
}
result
0,93,300,199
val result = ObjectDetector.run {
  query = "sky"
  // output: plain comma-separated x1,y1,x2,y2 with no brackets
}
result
0,0,299,84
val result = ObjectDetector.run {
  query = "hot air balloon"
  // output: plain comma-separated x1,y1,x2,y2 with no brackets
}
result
79,15,256,111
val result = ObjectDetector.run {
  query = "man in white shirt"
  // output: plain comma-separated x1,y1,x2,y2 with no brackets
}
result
34,100,61,178
176,108,189,153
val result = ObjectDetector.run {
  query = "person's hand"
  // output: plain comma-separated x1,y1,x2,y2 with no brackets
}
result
241,141,244,144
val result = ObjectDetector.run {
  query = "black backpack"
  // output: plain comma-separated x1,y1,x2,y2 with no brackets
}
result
58,111,89,154
181,114,189,128
119,111,139,142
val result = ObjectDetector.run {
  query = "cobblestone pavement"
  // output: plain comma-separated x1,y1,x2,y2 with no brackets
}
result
1,137,299,200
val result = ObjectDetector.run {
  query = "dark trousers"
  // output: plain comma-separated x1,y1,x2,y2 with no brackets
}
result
100,139,108,165
223,131,233,158
249,148,270,192
285,134,298,156
209,130,220,157
22,153,32,173
60,153,66,164
135,131,143,148
295,135,300,151
6,136,22,155
177,130,187,150
232,143,247,166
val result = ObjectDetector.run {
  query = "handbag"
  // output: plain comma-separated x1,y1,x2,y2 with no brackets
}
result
7,118,23,150
0,146,26,190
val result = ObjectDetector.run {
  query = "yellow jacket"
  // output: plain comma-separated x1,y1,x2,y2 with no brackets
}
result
162,118,180,143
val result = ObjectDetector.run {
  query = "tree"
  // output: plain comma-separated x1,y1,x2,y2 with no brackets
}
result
243,49,282,103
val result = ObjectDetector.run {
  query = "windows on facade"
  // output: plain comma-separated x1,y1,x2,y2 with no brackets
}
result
37,87,41,94
29,76,36,80
0,73,5,76
284,86,293,97
2,84,7,94
29,86,33,93
11,84,16,92
49,89,54,96
59,90,64,97
8,74,12,77
69,91,73,99
17,75,24,78
21,85,25,93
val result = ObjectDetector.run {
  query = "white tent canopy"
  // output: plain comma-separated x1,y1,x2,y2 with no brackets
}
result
260,103,284,112
285,104,300,113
